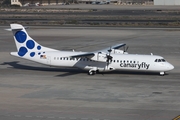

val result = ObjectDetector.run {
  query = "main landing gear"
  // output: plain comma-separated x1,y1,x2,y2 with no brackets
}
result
88,71,96,75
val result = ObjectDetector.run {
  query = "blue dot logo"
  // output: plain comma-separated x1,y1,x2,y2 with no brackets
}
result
15,31,27,43
26,40,35,49
18,47,28,57
30,52,35,57
37,45,41,50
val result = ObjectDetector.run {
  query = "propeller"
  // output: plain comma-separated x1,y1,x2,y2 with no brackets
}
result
123,45,129,53
106,47,113,64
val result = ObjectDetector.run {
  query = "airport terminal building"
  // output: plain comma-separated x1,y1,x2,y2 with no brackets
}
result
11,0,66,6
10,0,180,6
11,0,153,5
154,0,180,5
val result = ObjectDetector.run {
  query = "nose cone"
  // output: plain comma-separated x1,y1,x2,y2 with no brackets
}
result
167,63,174,71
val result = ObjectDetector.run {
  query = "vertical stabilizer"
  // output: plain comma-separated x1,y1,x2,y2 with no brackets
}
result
10,24,57,58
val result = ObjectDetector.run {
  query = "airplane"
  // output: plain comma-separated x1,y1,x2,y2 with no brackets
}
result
8,24,174,76
23,3,30,7
23,2,40,7
92,0,110,5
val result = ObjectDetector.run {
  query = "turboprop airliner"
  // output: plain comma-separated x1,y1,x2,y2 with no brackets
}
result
92,0,110,5
8,24,174,75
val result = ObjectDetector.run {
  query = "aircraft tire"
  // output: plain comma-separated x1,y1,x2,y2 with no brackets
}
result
160,72,165,76
88,71,96,75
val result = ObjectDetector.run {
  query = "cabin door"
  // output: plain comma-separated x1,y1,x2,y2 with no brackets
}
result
47,56,51,65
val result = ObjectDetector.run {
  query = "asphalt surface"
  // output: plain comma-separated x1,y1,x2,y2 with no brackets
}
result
38,4,180,10
0,26,180,120
1,5,180,26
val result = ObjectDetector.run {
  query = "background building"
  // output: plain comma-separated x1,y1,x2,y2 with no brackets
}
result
11,0,67,6
11,0,153,5
19,0,63,5
118,0,153,4
154,0,180,5
11,0,180,6
11,0,22,6
78,0,153,4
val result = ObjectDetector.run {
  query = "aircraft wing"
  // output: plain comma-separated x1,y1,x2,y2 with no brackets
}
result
69,43,126,60
95,43,126,53
70,53,95,59
69,52,107,62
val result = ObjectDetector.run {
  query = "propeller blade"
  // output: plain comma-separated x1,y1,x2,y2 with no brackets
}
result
123,45,126,52
125,46,129,52
106,46,113,67
107,46,112,55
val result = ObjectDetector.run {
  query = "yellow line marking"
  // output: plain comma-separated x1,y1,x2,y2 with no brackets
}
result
173,115,180,120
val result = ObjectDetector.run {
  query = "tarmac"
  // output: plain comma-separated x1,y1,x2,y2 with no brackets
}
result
38,4,180,10
0,26,180,120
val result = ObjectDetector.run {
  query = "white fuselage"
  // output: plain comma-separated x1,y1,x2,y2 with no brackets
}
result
11,51,174,73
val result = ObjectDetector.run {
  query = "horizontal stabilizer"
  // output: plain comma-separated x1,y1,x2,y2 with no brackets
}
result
5,26,28,31
10,52,18,57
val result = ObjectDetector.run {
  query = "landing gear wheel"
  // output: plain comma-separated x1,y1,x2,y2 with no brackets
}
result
160,72,165,76
88,71,96,75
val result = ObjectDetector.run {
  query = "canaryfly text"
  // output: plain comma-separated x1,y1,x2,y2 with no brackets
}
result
120,62,150,69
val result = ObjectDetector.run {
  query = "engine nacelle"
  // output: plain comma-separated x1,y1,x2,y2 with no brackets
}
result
110,49,128,54
90,52,107,62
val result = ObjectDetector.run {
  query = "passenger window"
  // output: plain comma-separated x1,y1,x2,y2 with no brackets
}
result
117,60,119,62
114,60,116,62
54,57,56,60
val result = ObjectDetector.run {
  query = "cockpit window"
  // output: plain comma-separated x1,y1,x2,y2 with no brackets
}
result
155,59,166,62
161,59,166,62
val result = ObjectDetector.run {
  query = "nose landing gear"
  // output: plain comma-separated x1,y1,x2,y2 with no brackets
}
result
160,72,165,76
